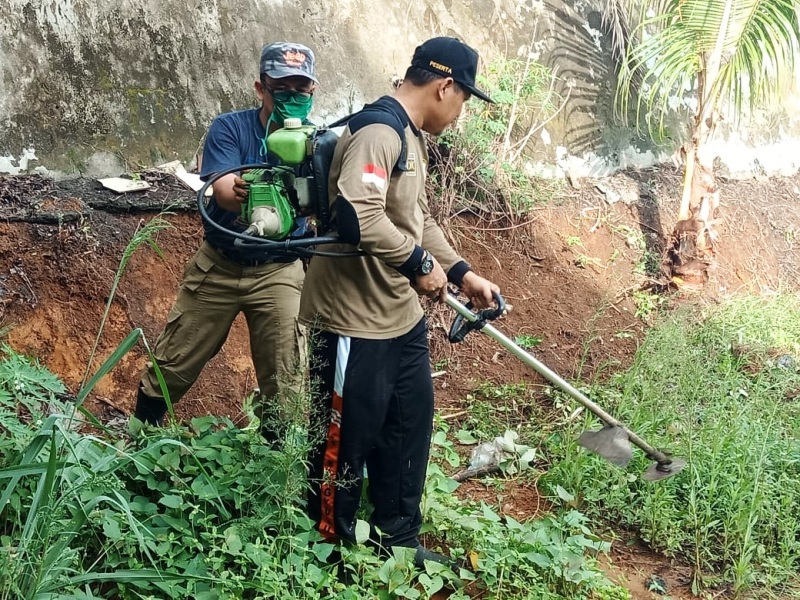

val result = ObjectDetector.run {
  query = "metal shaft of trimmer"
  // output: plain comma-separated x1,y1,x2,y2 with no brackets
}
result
444,295,674,466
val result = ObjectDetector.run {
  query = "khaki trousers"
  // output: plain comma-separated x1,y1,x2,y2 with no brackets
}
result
140,242,306,416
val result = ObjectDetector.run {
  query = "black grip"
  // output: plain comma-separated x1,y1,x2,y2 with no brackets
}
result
448,291,505,344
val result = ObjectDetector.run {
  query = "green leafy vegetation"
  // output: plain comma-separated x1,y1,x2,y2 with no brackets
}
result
514,334,543,350
0,212,622,600
427,57,566,223
539,295,800,596
426,431,617,599
449,295,800,598
0,346,627,599
631,289,668,322
460,382,546,444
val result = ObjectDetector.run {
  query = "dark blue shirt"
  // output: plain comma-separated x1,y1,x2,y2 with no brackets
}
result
200,108,294,264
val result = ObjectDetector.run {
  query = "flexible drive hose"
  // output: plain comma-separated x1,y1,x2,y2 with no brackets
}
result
196,163,361,258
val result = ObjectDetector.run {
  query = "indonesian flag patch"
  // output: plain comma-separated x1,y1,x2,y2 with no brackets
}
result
361,164,387,190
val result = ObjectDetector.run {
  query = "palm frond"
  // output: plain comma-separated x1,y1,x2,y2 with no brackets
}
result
617,0,800,132
602,0,635,60
716,0,800,121
678,0,752,53
617,13,701,131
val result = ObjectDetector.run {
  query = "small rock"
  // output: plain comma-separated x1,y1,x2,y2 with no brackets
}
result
566,168,581,189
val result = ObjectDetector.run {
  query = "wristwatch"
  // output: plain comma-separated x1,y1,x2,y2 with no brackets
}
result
414,250,434,277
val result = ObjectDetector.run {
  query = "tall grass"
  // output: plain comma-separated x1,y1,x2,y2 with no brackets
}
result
80,213,172,391
542,295,800,595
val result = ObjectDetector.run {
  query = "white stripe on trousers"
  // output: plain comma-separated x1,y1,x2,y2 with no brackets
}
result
333,336,351,397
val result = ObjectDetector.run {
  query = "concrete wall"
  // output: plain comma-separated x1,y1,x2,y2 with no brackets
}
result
0,0,530,175
1,0,798,178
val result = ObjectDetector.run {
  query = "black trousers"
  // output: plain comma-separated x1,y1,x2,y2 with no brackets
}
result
307,318,434,549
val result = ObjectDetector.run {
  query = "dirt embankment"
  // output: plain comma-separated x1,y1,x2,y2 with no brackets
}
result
2,169,799,424
2,169,799,600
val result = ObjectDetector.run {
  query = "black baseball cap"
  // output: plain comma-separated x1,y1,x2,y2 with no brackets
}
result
410,37,493,103
260,42,319,83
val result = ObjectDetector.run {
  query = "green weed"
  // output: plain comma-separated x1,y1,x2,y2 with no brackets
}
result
423,424,629,599
631,289,667,321
541,295,800,596
81,212,173,391
635,251,662,277
566,236,583,247
0,210,631,599
427,56,566,223
0,346,631,600
462,382,545,442
515,334,544,350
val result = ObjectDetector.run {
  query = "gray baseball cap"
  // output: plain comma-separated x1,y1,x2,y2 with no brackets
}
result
259,42,318,83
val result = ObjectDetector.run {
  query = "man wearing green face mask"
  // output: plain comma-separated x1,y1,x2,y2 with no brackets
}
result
131,42,318,444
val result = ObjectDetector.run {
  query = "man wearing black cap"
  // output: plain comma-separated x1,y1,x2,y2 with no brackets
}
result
132,42,318,442
300,37,500,568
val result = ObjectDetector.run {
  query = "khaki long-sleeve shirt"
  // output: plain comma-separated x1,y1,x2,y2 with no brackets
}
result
299,97,467,339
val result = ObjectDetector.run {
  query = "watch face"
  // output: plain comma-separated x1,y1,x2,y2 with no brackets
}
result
420,256,434,275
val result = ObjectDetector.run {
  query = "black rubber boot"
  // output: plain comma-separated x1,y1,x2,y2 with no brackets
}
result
412,544,455,570
371,537,457,571
259,422,287,450
133,384,168,426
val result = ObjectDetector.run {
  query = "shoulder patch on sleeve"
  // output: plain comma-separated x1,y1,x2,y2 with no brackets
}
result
361,164,387,190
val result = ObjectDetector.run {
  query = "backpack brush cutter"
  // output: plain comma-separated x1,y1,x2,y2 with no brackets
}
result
196,112,406,259
196,118,347,258
195,122,685,481
446,292,687,481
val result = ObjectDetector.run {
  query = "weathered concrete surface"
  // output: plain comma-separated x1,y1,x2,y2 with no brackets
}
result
1,0,558,174
1,0,798,179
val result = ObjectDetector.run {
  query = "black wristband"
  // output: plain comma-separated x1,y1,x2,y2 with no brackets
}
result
447,261,472,287
396,245,425,281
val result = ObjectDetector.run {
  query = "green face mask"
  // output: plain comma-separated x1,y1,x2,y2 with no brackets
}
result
270,91,314,127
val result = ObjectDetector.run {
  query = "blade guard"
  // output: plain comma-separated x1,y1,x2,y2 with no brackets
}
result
577,425,633,467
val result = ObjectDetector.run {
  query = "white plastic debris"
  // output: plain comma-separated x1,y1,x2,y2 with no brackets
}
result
468,430,538,474
97,177,151,193
156,160,211,196
469,441,504,469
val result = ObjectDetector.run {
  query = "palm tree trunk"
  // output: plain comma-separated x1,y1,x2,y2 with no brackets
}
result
667,115,722,286
678,143,696,222
668,0,733,286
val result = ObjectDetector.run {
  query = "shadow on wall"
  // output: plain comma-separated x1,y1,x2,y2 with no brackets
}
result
537,0,669,270
1,0,654,176
541,0,648,165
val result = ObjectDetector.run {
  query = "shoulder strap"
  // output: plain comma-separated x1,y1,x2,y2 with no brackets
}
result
309,100,409,234
328,101,408,172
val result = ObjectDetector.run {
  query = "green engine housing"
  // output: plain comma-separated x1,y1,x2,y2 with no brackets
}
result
241,120,319,240
240,167,297,240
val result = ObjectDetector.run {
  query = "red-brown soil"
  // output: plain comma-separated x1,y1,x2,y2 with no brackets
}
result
2,167,799,599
